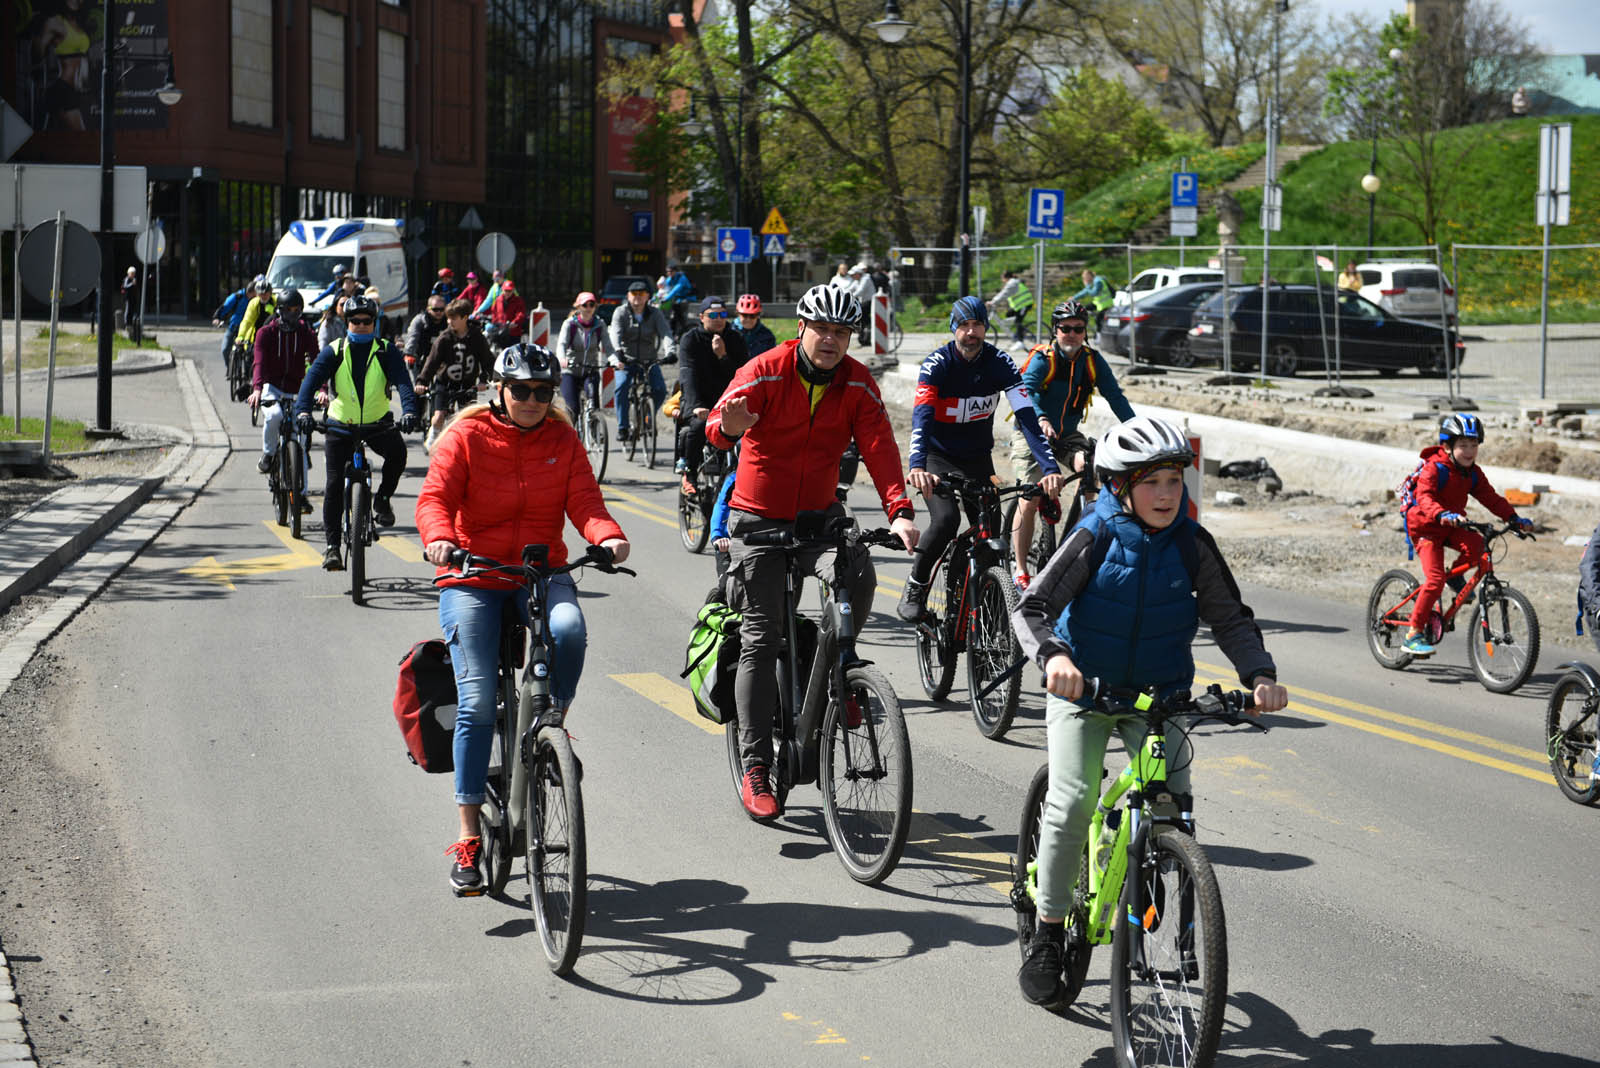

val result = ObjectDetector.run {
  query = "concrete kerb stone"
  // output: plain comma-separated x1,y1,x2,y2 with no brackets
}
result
18,348,174,381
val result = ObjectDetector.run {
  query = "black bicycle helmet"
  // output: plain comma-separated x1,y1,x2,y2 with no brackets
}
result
795,284,863,328
341,294,378,320
1439,412,1484,443
277,288,304,310
1051,299,1092,329
494,342,558,384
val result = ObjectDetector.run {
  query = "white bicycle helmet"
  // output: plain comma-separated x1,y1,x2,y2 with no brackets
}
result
1094,416,1194,484
795,284,863,328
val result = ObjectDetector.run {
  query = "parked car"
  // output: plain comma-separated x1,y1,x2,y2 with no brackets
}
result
1354,260,1457,324
1098,282,1225,366
1112,264,1225,307
1186,284,1464,377
596,274,653,318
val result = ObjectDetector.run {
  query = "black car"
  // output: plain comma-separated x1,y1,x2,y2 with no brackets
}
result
596,274,653,319
1186,284,1464,377
1097,282,1225,367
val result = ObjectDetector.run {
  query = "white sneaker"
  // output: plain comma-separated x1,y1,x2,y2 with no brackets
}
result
423,428,436,453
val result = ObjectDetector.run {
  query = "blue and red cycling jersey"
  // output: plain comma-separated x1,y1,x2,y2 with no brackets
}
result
908,341,1059,475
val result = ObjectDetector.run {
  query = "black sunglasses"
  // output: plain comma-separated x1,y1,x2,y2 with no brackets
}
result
1056,323,1087,334
505,382,555,403
346,316,376,326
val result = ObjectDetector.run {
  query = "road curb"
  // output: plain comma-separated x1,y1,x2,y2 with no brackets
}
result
18,349,174,381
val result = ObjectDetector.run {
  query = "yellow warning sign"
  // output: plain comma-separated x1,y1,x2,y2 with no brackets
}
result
759,207,789,236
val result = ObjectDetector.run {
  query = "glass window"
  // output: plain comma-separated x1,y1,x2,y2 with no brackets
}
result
309,8,346,141
377,30,406,150
230,0,273,128
1130,273,1159,292
1359,269,1382,285
1394,268,1440,289
1339,293,1385,320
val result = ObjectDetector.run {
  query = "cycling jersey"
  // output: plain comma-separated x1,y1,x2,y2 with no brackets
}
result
908,341,1057,476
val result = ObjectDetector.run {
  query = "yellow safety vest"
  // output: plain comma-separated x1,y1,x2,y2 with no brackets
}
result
327,337,392,424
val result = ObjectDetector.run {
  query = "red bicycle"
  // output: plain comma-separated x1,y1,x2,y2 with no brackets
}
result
1365,519,1539,694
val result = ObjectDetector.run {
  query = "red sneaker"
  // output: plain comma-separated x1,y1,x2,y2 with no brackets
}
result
740,765,780,820
1015,572,1031,592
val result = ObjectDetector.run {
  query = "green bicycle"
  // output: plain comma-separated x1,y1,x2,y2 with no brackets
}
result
1011,681,1261,1068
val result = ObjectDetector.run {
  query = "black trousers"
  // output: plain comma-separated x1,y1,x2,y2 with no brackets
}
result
909,450,994,584
322,422,407,546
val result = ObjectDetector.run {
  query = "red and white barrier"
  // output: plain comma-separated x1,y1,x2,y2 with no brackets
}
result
1184,430,1202,520
601,366,617,409
871,293,891,355
527,303,551,348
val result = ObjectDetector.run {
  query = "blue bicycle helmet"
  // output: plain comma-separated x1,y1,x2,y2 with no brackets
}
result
1439,412,1484,443
949,295,989,332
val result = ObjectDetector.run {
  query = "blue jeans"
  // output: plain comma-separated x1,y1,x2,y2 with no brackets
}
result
614,361,666,436
439,576,586,806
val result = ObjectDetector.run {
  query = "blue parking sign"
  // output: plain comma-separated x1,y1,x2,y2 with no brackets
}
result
1171,172,1199,208
1027,188,1064,239
632,211,653,242
716,227,754,264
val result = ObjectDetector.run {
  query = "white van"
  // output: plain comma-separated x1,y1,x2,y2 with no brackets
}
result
265,217,409,324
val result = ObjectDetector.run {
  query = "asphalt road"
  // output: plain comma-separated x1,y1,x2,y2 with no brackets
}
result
1,331,1596,1066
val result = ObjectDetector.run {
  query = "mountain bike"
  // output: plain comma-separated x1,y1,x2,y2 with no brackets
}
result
258,396,309,539
914,473,1053,740
441,543,635,974
312,419,390,607
1002,437,1093,581
1011,680,1261,1068
725,514,913,885
617,358,663,469
1365,519,1539,693
573,365,609,483
1546,660,1600,805
678,442,728,554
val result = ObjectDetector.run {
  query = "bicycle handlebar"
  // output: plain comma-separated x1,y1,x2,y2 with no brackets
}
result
1074,679,1265,730
438,542,637,583
1462,518,1535,542
738,515,903,551
929,472,1052,507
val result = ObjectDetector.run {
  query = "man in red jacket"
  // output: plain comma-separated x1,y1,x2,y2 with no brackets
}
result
490,279,528,340
707,283,918,820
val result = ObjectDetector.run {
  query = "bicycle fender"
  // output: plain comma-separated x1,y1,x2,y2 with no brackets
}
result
1554,661,1600,691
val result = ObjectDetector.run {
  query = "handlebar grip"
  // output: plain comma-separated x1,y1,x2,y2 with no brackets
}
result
741,529,794,548
447,548,471,569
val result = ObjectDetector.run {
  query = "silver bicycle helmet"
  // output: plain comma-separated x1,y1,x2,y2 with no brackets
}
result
795,284,863,328
493,342,558,384
1094,416,1194,483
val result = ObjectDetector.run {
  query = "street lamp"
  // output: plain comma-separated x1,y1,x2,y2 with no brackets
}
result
874,0,972,297
93,0,181,436
1360,47,1402,262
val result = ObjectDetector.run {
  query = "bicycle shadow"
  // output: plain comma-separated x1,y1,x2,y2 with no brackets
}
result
1251,617,1348,636
1201,843,1314,873
538,873,1012,1004
355,576,440,611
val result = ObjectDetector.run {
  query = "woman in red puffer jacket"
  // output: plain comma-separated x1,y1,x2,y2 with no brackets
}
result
415,342,629,896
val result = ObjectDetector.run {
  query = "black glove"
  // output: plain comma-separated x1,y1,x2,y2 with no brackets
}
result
399,413,421,434
296,412,316,437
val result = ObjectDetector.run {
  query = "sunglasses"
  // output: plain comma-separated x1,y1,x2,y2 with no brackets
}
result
427,306,445,314
704,310,727,319
346,316,376,326
581,301,597,308
1057,323,1087,334
505,382,555,403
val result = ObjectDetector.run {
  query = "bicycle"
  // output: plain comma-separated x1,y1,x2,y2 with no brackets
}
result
1546,659,1600,805
311,419,392,607
1365,519,1539,693
439,543,635,974
228,340,253,409
1011,680,1261,1068
914,473,1053,740
678,443,728,554
1002,437,1095,581
258,396,309,539
572,364,609,483
617,358,664,469
725,514,913,884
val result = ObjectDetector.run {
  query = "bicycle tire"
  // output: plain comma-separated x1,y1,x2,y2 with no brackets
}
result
348,482,369,606
890,319,904,354
1546,670,1600,805
272,454,289,528
820,665,912,885
967,566,1023,740
526,727,587,975
286,438,306,540
641,397,659,468
915,554,957,701
621,387,640,462
724,662,793,818
1013,765,1094,1009
1467,584,1539,694
480,674,517,897
1365,569,1419,670
1109,827,1227,1068
1001,495,1062,582
584,403,609,483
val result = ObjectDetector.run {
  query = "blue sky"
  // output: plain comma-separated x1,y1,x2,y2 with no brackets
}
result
1311,0,1600,54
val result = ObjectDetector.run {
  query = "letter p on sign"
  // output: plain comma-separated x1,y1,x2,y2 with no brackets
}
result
1027,187,1064,239
1171,172,1199,208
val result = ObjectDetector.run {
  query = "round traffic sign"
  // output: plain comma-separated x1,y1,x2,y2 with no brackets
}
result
476,232,516,274
720,236,735,254
19,218,101,305
134,224,166,264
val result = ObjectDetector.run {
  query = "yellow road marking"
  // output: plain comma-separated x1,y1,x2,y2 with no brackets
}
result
604,484,677,519
375,534,421,563
180,520,324,590
905,813,1016,894
608,499,679,531
611,671,721,735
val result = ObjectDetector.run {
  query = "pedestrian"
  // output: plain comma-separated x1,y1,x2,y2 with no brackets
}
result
1339,261,1363,292
121,266,140,337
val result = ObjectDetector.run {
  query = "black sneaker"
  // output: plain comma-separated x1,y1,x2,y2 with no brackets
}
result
1018,923,1069,1006
299,498,314,515
322,544,343,571
445,837,484,897
373,495,396,528
257,454,273,474
896,578,930,622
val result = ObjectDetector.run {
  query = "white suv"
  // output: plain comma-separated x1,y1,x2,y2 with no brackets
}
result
1113,265,1225,307
1355,261,1457,324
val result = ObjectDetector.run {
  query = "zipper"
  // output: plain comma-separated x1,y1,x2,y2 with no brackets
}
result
1126,525,1147,683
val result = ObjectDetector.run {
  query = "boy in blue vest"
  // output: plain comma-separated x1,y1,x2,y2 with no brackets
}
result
1400,412,1532,656
1010,414,1289,1009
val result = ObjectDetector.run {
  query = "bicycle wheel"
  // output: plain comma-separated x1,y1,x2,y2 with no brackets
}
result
820,665,912,885
526,727,587,975
1013,764,1092,1009
679,479,709,553
480,676,517,897
1109,827,1227,1068
890,319,904,354
641,397,659,468
724,662,792,817
1466,585,1539,694
584,402,609,483
621,388,640,462
272,456,289,528
229,348,250,403
915,554,958,701
286,438,306,541
348,482,369,606
967,566,1023,740
1546,670,1600,805
1365,569,1419,670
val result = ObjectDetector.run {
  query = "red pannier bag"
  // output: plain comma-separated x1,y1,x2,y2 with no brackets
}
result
394,638,458,772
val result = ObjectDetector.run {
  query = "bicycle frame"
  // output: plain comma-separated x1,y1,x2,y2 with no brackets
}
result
930,478,1027,647
1377,523,1508,634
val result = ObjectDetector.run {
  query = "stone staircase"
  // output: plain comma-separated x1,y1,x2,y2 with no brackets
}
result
1128,144,1323,248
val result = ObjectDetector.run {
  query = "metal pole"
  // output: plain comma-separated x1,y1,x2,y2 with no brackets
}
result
957,0,972,297
1126,243,1137,366
0,229,6,418
1367,123,1378,258
1538,216,1550,400
13,178,23,432
1221,252,1231,376
1034,239,1044,342
44,210,68,464
1434,243,1450,395
1331,242,1342,387
1178,155,1188,267
93,0,118,435
1314,247,1331,389
1451,243,1461,399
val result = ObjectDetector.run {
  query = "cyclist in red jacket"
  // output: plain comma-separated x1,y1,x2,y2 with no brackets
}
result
706,283,918,820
